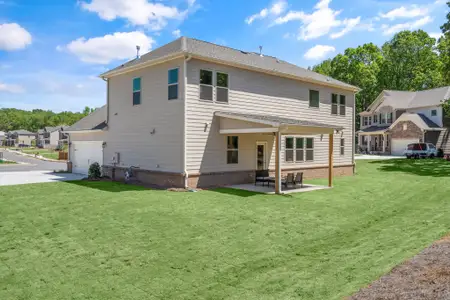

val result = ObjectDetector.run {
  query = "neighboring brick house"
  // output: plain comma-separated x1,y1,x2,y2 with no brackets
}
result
358,87,449,155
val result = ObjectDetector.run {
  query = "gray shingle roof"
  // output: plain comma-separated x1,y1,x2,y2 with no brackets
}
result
358,125,390,133
12,129,35,135
66,105,107,132
371,87,450,111
215,111,343,130
101,37,358,91
418,113,440,128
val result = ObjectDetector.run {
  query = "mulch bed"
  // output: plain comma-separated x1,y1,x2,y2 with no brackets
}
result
350,235,450,300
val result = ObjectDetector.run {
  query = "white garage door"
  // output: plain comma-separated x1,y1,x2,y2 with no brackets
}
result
391,139,419,156
72,141,103,175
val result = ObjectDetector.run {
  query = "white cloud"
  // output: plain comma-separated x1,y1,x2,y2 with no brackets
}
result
429,32,443,40
0,23,32,51
382,16,433,36
245,0,287,24
330,16,361,39
304,45,335,60
273,0,360,40
64,31,155,64
172,29,181,38
380,5,429,20
80,0,186,30
0,82,25,93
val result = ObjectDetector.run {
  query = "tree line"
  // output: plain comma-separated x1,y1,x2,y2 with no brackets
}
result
0,106,95,133
312,2,450,128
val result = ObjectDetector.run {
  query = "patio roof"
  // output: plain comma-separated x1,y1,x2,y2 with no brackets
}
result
215,111,343,135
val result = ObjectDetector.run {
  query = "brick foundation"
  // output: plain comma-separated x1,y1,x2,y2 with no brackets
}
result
103,164,354,189
102,165,184,188
188,164,354,188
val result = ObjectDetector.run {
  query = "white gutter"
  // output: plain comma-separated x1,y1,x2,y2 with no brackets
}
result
183,54,192,188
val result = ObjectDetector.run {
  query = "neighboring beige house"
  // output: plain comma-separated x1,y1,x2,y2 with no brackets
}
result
358,87,449,155
65,106,106,175
37,126,68,148
5,130,36,146
71,37,359,192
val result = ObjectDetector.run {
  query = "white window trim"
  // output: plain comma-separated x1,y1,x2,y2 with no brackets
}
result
309,90,320,109
215,71,229,104
199,68,214,102
168,67,179,100
255,141,267,169
431,109,437,116
132,76,141,106
340,138,345,156
331,94,346,116
285,136,314,162
227,136,239,164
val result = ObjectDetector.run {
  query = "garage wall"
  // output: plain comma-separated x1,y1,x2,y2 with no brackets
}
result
69,131,105,162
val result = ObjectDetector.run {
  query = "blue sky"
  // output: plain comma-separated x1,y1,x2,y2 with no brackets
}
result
0,0,447,112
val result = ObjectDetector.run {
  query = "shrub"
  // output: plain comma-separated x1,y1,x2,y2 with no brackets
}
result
438,148,444,158
88,162,102,179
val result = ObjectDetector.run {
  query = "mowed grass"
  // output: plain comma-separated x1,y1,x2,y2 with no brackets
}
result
20,148,61,160
1,159,450,300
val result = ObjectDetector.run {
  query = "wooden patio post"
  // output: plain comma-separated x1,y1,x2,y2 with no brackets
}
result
275,131,281,194
328,133,334,187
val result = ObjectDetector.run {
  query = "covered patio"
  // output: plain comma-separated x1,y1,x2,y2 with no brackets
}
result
215,111,344,194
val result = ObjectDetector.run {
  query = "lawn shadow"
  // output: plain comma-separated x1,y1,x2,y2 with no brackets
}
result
208,188,265,197
369,159,450,177
65,180,149,192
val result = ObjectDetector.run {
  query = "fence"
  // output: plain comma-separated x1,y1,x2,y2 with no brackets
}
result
58,151,68,160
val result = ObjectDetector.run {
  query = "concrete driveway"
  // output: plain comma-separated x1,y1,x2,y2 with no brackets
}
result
0,150,84,186
0,171,85,186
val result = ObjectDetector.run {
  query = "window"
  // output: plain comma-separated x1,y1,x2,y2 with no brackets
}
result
373,114,378,123
368,116,372,125
227,136,238,164
331,94,338,115
431,109,437,116
340,138,345,155
132,77,141,105
387,112,393,123
403,123,408,131
168,68,179,100
339,95,346,115
306,138,314,161
380,113,386,124
200,69,213,101
285,137,294,162
295,138,304,162
216,72,229,103
363,117,368,126
285,137,313,162
309,90,320,108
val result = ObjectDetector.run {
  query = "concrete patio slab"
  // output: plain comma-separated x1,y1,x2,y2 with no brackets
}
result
228,183,330,194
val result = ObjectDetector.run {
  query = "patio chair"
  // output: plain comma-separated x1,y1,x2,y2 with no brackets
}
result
255,169,269,186
282,173,295,189
294,172,304,188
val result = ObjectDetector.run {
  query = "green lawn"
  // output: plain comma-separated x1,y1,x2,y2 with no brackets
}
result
0,159,16,164
1,159,450,300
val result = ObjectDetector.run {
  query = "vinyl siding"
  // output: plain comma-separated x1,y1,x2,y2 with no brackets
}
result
104,58,185,172
406,106,443,127
185,58,354,174
49,131,60,146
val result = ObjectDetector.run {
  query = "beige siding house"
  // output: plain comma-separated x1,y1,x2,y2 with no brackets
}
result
97,37,358,192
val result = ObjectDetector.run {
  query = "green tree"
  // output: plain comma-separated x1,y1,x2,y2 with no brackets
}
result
378,30,443,91
439,2,450,85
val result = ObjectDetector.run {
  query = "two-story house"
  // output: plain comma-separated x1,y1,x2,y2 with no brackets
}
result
67,37,359,193
5,129,36,147
37,126,69,148
358,88,449,155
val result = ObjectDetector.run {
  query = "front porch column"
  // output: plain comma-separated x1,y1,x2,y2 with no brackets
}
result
382,134,386,153
368,135,372,152
328,133,334,187
275,131,282,194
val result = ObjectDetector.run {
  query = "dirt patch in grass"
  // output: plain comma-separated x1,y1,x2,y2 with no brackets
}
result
350,235,450,300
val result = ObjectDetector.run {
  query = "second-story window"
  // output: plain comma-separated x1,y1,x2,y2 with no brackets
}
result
373,114,378,123
363,117,368,126
168,68,179,100
368,116,372,125
380,113,386,124
133,77,141,105
331,94,338,114
200,69,213,101
309,90,320,108
431,109,437,116
387,112,393,123
216,72,229,103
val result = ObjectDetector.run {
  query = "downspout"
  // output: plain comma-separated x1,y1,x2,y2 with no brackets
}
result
183,54,192,188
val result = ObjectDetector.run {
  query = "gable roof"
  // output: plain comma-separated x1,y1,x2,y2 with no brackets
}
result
11,129,34,135
65,105,107,132
100,37,359,92
390,112,443,131
368,86,450,112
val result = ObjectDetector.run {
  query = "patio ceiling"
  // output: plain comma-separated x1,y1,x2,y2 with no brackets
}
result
215,111,344,135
